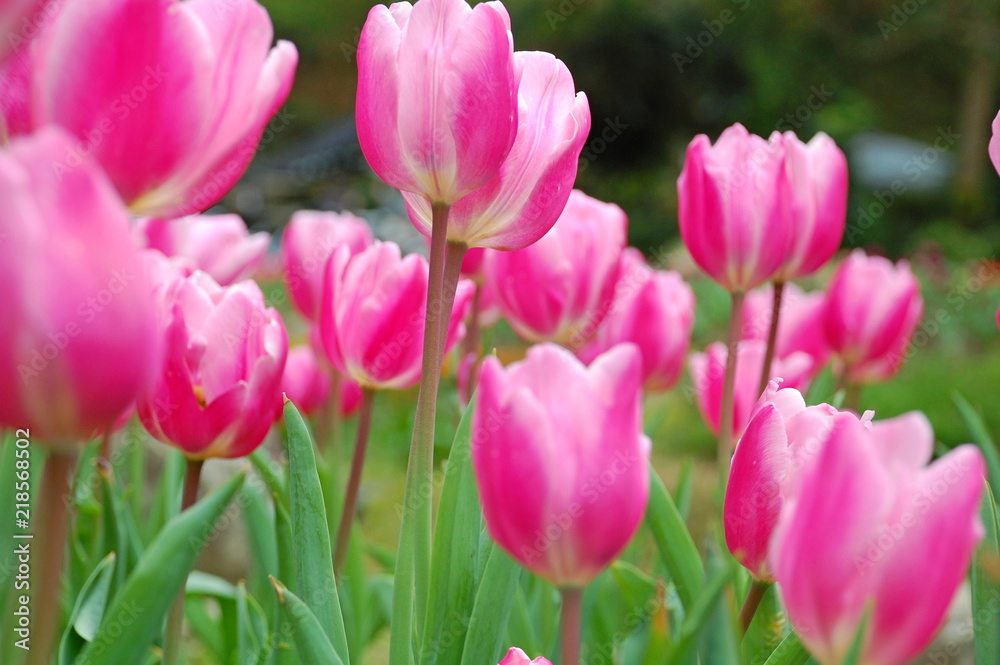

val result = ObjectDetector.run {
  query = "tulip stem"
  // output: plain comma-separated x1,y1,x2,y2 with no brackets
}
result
333,388,375,576
460,283,483,393
29,450,77,665
163,458,204,665
757,281,785,396
738,579,772,635
99,428,113,462
843,382,861,413
718,291,746,483
560,588,583,665
389,203,465,664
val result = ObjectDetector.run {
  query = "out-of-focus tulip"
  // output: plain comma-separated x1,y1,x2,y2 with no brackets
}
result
770,414,984,665
741,283,830,374
6,0,297,217
578,249,695,392
318,241,473,390
473,343,650,588
280,345,332,416
0,129,160,444
0,0,49,64
690,340,813,442
498,647,553,665
677,124,791,292
774,132,847,281
138,272,288,459
281,210,374,320
134,214,270,286
403,50,590,249
990,109,1000,178
0,128,161,444
484,190,626,346
356,0,517,205
824,250,923,385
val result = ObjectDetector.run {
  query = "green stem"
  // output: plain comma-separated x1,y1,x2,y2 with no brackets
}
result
718,291,746,484
333,388,375,576
162,458,204,665
757,281,785,396
844,382,862,413
560,588,583,665
738,579,772,635
28,450,77,665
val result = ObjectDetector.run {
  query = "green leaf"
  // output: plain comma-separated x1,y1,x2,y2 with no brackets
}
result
760,631,810,665
675,460,694,522
185,571,238,599
664,559,737,665
954,392,1000,493
272,578,346,665
250,449,288,508
283,400,350,662
645,464,705,612
742,583,785,665
973,483,1000,665
237,582,270,665
838,610,869,665
145,448,185,544
59,552,116,665
273,495,300,665
75,471,245,665
458,542,521,665
420,398,482,665
241,482,279,611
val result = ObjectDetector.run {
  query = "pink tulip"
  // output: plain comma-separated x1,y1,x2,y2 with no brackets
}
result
0,129,161,444
689,340,813,441
280,345,332,416
824,250,923,384
282,210,374,320
6,0,297,217
990,109,1000,177
484,190,626,345
403,50,590,249
677,124,791,292
138,272,288,459
134,214,270,286
741,283,830,374
578,249,695,392
318,241,473,390
0,0,49,64
473,343,650,587
498,647,553,665
356,0,517,205
770,414,984,665
774,131,848,281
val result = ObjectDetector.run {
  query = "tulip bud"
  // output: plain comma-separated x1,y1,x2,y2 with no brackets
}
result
498,647,552,665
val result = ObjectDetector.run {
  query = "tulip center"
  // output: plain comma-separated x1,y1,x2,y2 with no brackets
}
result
192,384,208,408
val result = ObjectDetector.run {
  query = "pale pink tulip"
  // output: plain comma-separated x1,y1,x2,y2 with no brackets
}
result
677,124,792,292
473,343,650,587
403,50,590,249
356,0,517,205
990,109,1000,177
741,283,830,374
484,190,626,346
498,647,553,665
0,128,160,444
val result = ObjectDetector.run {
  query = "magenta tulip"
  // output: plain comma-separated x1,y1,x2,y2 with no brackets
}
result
138,272,288,459
824,250,923,384
0,0,49,63
484,190,626,345
0,129,161,444
774,131,848,281
770,414,984,665
498,647,552,665
282,210,374,320
677,123,792,292
280,345,332,417
578,249,695,392
134,214,270,286
742,283,830,375
356,0,517,205
473,343,650,587
318,241,473,390
690,340,813,441
990,109,1000,177
8,0,297,217
403,50,590,249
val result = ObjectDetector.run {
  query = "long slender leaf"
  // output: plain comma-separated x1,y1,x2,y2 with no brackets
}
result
272,578,346,665
58,552,116,665
742,583,784,665
973,484,1000,665
645,464,705,612
761,631,810,665
953,392,1000,491
458,542,521,665
664,560,737,665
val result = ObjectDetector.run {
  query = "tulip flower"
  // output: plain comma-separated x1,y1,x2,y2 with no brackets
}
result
134,214,270,286
824,250,923,385
499,647,553,665
282,210,374,321
690,340,813,442
473,343,650,588
403,50,590,249
578,249,695,392
356,0,517,206
318,241,473,391
280,345,333,416
137,271,288,459
741,283,830,376
484,190,626,346
0,0,48,64
6,0,297,217
770,414,984,665
0,128,160,444
990,109,1000,177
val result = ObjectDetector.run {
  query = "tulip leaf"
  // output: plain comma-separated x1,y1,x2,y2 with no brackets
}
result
645,464,705,611
241,482,279,612
75,471,245,665
664,559,737,665
283,400,350,662
249,449,288,508
973,483,1000,665
58,552,116,665
272,578,346,665
145,448,185,544
273,495,300,665
742,583,785,665
420,397,482,665
953,392,1000,492
236,581,271,665
458,541,521,665
760,631,810,665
